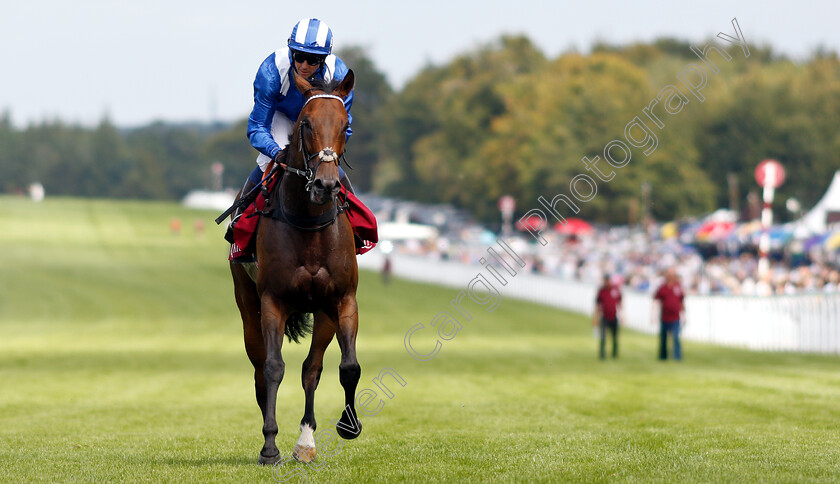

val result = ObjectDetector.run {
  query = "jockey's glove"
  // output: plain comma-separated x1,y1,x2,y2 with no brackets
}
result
273,149,287,165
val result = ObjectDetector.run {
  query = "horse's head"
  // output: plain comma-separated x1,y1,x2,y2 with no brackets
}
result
292,70,355,205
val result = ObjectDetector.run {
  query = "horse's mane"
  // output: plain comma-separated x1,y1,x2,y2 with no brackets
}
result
306,77,342,95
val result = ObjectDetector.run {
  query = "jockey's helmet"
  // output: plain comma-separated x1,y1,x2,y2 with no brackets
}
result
288,18,333,56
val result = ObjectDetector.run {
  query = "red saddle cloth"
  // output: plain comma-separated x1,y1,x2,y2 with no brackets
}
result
228,180,378,260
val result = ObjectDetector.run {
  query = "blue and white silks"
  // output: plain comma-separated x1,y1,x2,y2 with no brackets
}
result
246,47,353,171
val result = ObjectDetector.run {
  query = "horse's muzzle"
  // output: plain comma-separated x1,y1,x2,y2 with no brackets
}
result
310,178,341,205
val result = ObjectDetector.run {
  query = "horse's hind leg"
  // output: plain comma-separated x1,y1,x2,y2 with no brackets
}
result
334,294,363,440
294,312,336,463
258,295,288,465
231,263,267,420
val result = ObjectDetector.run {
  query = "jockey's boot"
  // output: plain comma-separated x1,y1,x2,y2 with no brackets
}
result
339,169,356,195
339,169,366,251
224,176,258,245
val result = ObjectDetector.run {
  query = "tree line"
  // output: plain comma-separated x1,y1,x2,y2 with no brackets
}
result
1,39,838,225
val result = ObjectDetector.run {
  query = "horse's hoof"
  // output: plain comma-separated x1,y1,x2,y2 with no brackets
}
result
336,426,361,439
336,415,362,440
292,444,317,463
258,451,282,466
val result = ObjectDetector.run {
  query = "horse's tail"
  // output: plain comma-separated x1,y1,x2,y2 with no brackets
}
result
285,312,314,343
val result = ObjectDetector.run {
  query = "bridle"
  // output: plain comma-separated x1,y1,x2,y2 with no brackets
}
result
285,94,349,192
252,93,351,230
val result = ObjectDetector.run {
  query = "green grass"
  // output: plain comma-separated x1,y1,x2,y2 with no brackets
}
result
1,195,839,483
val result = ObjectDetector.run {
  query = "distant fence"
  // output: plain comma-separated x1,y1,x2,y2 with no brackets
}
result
358,252,840,355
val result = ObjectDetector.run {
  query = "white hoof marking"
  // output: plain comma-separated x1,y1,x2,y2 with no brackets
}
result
297,423,316,448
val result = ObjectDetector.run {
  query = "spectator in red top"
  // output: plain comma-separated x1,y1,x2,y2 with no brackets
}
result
653,268,686,360
594,274,622,359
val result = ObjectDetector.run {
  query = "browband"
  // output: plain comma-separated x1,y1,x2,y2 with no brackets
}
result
303,94,344,108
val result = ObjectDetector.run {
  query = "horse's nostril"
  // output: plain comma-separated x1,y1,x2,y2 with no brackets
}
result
313,178,339,193
314,179,332,191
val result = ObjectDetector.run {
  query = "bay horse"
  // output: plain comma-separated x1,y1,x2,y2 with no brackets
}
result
230,69,362,465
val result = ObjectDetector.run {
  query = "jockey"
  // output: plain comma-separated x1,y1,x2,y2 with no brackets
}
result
226,18,355,252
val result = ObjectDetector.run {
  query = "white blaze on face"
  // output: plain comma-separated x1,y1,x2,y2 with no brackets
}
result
297,423,316,448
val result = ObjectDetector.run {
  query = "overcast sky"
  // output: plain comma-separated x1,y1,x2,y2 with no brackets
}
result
1,0,837,127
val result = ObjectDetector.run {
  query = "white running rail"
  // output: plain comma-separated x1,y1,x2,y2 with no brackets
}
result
358,252,840,354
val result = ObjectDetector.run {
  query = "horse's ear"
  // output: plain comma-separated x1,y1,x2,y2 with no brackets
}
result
293,71,313,96
335,69,355,99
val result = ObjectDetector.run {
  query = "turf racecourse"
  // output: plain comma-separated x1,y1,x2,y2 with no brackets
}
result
1,196,839,483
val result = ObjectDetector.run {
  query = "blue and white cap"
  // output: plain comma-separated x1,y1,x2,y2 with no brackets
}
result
288,18,334,56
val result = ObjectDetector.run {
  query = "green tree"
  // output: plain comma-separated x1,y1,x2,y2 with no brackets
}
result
465,51,715,222
381,35,546,209
334,46,393,192
201,119,254,190
697,57,840,218
0,111,25,193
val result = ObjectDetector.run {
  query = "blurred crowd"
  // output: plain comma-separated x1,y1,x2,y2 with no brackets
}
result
363,195,840,296
524,228,840,296
394,226,840,296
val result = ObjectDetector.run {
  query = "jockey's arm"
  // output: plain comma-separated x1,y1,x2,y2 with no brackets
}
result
344,90,354,141
247,54,355,154
247,56,283,159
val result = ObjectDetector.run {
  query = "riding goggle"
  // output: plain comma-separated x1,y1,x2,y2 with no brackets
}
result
292,51,326,66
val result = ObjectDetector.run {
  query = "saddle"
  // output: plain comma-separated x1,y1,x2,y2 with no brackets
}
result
228,175,378,261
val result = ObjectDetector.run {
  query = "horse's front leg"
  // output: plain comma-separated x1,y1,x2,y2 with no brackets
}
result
258,294,288,465
334,294,363,440
294,312,336,463
231,263,267,421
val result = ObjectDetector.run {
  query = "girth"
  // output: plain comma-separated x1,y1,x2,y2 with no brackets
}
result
267,201,340,232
